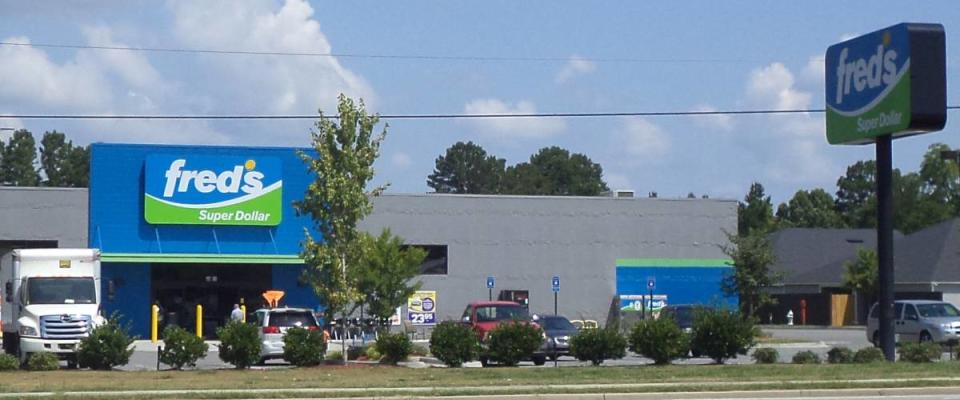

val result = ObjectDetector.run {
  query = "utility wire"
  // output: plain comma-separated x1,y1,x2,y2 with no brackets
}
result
0,41,758,64
2,107,959,121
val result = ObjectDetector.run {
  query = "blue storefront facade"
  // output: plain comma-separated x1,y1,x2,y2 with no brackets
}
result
90,143,320,338
615,258,737,317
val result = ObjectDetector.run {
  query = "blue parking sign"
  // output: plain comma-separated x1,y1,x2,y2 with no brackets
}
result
486,276,495,289
647,277,656,290
552,276,560,292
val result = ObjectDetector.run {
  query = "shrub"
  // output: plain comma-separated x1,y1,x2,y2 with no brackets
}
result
217,320,261,369
853,347,884,363
77,317,135,370
410,343,430,357
486,320,543,367
365,344,381,360
0,354,19,371
572,328,627,366
283,327,326,367
160,325,208,370
327,351,343,362
375,332,413,365
898,342,942,363
689,308,756,364
429,321,479,367
627,317,686,365
827,346,854,364
26,352,60,371
347,345,367,361
792,350,820,364
752,348,779,364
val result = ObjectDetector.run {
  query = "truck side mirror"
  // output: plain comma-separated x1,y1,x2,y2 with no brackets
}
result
462,315,471,323
4,281,11,303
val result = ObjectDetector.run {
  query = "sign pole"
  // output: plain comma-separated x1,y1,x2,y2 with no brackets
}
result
488,288,492,301
554,292,558,315
877,134,896,361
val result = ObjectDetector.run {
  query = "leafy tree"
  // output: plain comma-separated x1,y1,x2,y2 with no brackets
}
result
835,160,877,229
65,145,90,187
352,229,427,325
843,247,877,299
775,188,845,229
427,141,505,194
894,171,951,234
502,146,609,196
919,143,960,215
1,129,40,186
294,95,386,356
40,130,72,186
737,182,775,236
720,231,779,318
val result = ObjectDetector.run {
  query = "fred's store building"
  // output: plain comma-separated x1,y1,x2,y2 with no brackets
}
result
91,143,321,338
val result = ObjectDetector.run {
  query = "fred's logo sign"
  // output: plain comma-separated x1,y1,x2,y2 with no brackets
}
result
145,155,282,226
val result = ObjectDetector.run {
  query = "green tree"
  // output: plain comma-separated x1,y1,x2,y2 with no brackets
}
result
775,188,845,229
427,141,505,194
842,247,877,300
64,144,90,187
294,95,386,348
502,146,608,196
737,182,775,236
720,231,779,319
835,160,877,228
1,129,40,186
919,143,960,215
39,130,73,186
353,229,427,325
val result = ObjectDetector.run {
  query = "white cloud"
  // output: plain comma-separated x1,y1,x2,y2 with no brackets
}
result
692,104,734,131
555,55,596,83
167,0,375,116
747,62,811,111
391,152,412,169
801,56,825,88
463,98,565,141
0,36,113,110
617,117,670,158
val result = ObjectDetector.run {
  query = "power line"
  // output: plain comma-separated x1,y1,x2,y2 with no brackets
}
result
1,107,956,121
0,41,755,64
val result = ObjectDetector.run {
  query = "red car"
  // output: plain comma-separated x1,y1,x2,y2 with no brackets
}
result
460,301,547,366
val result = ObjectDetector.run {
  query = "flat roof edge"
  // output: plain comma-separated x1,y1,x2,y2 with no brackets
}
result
102,252,304,264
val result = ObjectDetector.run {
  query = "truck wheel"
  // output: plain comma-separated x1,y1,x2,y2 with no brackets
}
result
532,355,546,366
2,333,19,356
919,331,933,343
67,358,79,369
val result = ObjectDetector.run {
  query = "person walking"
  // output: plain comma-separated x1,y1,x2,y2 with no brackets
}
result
230,304,244,322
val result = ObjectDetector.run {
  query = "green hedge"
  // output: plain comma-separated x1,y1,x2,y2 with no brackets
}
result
217,321,261,369
160,325,208,370
628,318,686,365
429,321,479,367
571,328,627,366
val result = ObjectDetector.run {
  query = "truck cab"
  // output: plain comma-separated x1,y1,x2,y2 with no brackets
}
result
1,249,104,366
460,300,547,366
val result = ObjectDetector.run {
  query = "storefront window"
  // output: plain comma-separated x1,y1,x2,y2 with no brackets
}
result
405,245,448,275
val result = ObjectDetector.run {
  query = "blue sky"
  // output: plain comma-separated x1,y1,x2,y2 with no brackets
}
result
1,1,958,204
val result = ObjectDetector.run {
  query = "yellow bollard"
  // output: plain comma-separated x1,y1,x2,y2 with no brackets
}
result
151,304,159,343
240,304,247,323
196,304,203,338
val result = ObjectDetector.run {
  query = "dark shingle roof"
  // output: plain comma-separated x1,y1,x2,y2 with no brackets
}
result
769,228,884,284
895,218,960,283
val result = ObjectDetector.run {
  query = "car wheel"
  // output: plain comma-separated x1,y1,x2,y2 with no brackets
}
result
479,356,489,367
532,355,546,366
919,331,933,343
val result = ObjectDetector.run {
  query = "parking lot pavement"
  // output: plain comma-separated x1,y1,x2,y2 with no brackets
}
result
760,326,872,348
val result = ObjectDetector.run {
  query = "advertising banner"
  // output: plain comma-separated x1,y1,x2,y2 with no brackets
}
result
620,294,668,315
407,290,437,325
144,155,283,226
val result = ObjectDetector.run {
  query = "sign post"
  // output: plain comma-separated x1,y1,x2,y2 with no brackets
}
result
826,23,945,361
486,276,495,301
552,276,560,315
646,277,656,318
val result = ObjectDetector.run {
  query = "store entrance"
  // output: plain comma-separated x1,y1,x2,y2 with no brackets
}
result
151,264,272,338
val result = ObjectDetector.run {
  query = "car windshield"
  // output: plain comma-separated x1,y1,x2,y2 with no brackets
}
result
27,277,96,305
916,303,960,318
541,316,576,330
268,311,317,327
476,305,528,322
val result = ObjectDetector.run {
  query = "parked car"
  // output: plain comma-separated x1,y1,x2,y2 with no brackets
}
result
659,304,704,333
460,301,547,366
867,300,960,345
534,314,579,360
252,307,321,363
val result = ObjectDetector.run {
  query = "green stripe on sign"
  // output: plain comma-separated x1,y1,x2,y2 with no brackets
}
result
102,252,304,264
616,258,731,268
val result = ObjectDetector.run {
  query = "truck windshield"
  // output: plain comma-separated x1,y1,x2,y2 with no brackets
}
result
27,277,96,305
476,305,529,322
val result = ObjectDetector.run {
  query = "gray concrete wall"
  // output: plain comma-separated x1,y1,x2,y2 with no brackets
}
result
360,194,737,325
0,187,88,248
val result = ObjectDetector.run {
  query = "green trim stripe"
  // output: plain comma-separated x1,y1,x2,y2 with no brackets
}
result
102,252,304,264
616,258,731,268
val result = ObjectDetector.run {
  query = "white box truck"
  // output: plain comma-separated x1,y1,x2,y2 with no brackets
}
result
1,249,104,366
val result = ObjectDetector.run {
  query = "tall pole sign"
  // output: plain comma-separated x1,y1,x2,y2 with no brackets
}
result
825,23,946,361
